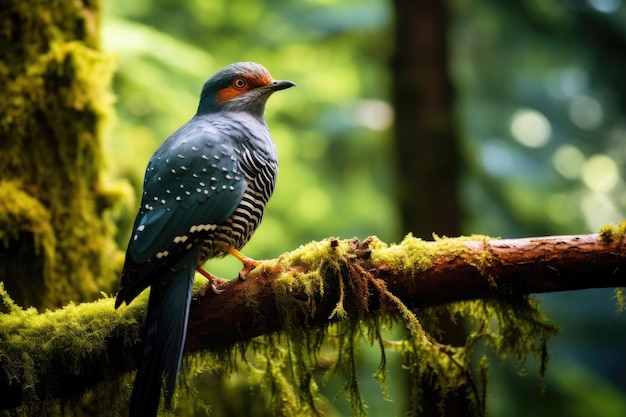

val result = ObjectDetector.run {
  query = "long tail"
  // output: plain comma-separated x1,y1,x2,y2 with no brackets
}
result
129,264,195,417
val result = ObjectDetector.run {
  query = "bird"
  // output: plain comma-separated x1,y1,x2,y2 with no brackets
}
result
115,62,295,416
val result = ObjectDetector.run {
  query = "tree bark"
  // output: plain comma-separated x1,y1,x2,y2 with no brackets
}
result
185,233,626,351
1,232,625,411
0,0,120,310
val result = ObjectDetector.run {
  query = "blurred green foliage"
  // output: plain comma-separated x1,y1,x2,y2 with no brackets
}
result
450,2,626,417
452,0,626,237
101,0,626,415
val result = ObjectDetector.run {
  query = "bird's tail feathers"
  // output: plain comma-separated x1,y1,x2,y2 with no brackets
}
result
129,265,195,417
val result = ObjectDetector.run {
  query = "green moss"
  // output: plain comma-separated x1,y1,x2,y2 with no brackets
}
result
0,282,144,416
615,288,624,315
0,236,557,416
0,181,56,309
0,0,125,309
599,220,626,244
0,180,56,261
1,235,562,416
598,222,625,315
222,236,557,417
370,233,493,274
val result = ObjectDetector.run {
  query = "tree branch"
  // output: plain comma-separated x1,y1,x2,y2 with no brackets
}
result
1,232,625,411
184,232,626,352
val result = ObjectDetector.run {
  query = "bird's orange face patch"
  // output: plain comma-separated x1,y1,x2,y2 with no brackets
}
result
216,70,274,104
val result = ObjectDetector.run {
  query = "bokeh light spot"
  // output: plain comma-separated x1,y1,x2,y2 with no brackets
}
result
581,191,623,231
552,145,585,179
481,140,514,176
355,99,394,131
510,109,551,148
569,95,603,130
581,154,619,192
588,0,622,13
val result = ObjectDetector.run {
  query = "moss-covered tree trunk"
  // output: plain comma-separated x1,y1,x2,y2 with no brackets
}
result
0,0,120,309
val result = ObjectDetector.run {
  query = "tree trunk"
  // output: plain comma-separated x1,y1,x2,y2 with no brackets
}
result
0,1,120,309
391,0,460,239
391,0,466,414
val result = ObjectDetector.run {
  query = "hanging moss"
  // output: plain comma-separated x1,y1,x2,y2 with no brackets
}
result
0,0,125,309
599,220,626,313
0,233,596,416
208,236,558,417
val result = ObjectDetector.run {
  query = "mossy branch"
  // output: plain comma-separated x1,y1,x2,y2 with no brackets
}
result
1,230,625,413
185,231,626,351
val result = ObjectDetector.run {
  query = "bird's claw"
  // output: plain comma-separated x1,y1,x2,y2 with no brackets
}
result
198,279,228,297
212,283,226,294
195,266,228,296
204,282,227,296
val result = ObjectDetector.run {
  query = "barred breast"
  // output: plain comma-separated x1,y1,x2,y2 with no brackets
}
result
197,119,278,263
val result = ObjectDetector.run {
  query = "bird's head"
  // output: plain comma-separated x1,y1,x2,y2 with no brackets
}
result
197,62,295,117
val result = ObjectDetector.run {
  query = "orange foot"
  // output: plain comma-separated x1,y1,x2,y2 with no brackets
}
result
196,266,228,296
227,247,261,280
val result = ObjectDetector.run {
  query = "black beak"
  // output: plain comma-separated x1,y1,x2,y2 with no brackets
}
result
269,80,296,91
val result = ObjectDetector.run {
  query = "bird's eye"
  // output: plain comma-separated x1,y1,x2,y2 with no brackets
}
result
233,77,248,89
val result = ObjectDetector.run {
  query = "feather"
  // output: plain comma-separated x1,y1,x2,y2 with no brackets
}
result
128,262,196,416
